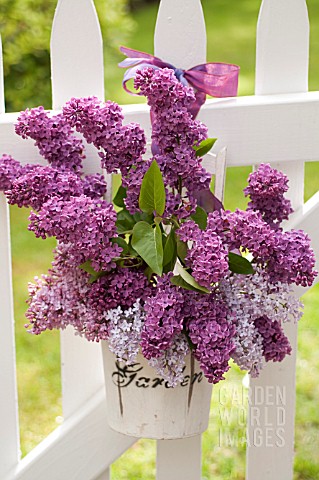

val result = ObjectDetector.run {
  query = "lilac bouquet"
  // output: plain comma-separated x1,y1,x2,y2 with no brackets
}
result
0,68,317,387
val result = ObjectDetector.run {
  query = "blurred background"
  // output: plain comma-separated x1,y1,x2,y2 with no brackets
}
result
1,0,319,478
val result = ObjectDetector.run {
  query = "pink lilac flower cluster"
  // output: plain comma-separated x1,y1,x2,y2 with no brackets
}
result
1,66,317,388
141,274,185,359
254,316,292,362
183,292,236,383
15,107,85,173
62,96,146,176
244,163,293,228
29,195,121,271
177,219,229,288
0,155,24,190
6,165,84,210
205,209,316,287
128,68,211,216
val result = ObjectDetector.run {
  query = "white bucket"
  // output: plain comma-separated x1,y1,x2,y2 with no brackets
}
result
102,345,213,439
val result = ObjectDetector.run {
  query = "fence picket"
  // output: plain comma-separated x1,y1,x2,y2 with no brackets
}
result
51,0,106,420
154,0,206,69
154,3,206,476
0,0,318,477
51,0,104,109
0,36,20,478
255,0,309,95
246,1,310,479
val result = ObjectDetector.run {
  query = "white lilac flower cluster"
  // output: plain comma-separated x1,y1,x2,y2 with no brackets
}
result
148,333,190,387
219,268,303,376
107,300,145,365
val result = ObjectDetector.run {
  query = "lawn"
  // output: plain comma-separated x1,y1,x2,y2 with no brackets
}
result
9,1,319,478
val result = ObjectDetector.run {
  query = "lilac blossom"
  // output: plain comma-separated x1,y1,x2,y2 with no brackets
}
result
244,163,293,228
134,68,210,218
107,301,145,365
87,267,153,313
268,229,317,287
25,246,92,335
82,173,107,199
183,292,236,384
0,155,24,191
6,165,84,210
141,275,185,359
15,107,84,173
177,220,229,289
63,97,146,175
254,316,291,362
148,333,189,387
29,195,121,271
219,269,302,375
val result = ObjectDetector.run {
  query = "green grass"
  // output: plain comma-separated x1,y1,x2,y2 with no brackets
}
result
10,0,319,477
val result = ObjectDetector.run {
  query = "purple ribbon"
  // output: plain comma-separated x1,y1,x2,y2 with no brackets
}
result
119,46,240,118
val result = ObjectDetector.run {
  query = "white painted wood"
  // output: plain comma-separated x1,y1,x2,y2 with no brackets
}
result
50,0,107,420
287,190,319,296
102,347,212,439
246,2,310,478
51,0,104,109
201,147,227,201
60,328,105,417
156,436,202,480
4,389,134,480
4,92,319,168
255,0,309,95
154,0,206,69
0,35,20,479
94,470,110,480
154,0,207,474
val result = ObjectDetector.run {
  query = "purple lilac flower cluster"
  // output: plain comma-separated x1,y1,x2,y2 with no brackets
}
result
244,163,293,228
29,195,121,271
15,107,85,173
62,96,146,176
130,68,211,216
141,274,185,359
177,219,229,288
184,292,236,383
1,65,317,388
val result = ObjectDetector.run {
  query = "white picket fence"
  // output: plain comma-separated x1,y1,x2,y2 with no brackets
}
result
1,0,319,479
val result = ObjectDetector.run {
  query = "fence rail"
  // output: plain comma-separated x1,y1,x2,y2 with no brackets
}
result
0,0,318,479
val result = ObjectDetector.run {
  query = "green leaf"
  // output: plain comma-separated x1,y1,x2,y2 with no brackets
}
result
171,275,206,293
193,138,217,157
79,261,103,284
191,206,208,230
176,236,188,263
132,221,163,276
228,252,255,275
116,209,136,233
139,160,166,215
133,211,154,224
163,230,177,273
163,230,176,266
176,263,210,293
79,261,98,276
112,237,129,256
113,185,127,208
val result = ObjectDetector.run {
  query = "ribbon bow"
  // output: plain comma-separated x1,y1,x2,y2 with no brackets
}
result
119,46,240,118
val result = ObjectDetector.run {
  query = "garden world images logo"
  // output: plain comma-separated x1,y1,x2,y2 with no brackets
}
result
217,385,287,448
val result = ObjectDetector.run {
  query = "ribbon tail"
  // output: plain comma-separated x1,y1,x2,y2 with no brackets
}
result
120,45,156,62
188,91,206,119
